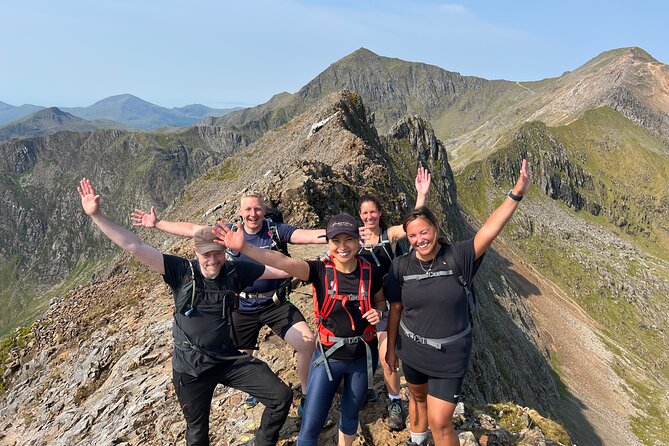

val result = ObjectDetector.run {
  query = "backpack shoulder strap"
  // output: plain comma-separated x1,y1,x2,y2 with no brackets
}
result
266,218,290,256
317,257,338,320
181,259,199,316
442,245,475,318
358,257,373,313
394,252,412,286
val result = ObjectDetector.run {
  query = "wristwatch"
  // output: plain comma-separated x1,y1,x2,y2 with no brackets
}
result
507,189,523,202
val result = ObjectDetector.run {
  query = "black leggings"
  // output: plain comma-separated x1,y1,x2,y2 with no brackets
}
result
173,356,292,446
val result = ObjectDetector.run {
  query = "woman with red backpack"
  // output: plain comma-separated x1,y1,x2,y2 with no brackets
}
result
214,213,385,446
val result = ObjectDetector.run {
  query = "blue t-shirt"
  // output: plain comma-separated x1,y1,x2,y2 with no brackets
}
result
227,220,297,312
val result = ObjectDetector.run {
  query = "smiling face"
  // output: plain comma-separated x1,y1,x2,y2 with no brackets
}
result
328,233,360,267
239,196,266,233
359,200,382,230
195,250,227,279
405,216,439,261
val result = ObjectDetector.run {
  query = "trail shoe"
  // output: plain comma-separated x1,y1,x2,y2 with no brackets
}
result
387,399,406,430
243,395,258,409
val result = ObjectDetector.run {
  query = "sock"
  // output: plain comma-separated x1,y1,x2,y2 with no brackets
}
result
410,430,428,445
388,393,401,401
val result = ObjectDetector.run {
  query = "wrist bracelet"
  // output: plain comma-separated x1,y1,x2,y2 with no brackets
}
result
507,189,523,202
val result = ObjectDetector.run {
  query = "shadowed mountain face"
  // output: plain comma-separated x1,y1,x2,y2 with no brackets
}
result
0,124,251,335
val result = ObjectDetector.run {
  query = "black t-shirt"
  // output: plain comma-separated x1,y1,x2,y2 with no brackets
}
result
357,229,395,277
163,254,264,376
307,258,383,361
384,239,482,378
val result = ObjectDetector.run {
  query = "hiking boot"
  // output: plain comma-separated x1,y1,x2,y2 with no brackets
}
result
366,388,378,403
242,395,258,409
387,399,406,430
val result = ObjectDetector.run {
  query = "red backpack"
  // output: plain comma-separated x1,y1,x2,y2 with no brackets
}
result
313,256,376,346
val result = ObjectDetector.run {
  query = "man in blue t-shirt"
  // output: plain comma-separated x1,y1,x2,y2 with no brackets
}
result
79,178,292,446
131,191,326,410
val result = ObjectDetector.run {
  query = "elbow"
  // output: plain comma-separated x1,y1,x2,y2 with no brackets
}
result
125,240,147,256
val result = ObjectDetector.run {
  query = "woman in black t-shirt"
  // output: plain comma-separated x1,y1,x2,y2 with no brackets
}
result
356,166,430,430
215,213,385,446
384,160,529,446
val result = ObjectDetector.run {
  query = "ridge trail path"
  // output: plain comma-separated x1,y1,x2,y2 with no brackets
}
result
499,243,641,446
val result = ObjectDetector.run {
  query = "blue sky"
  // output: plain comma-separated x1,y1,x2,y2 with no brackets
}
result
1,0,667,109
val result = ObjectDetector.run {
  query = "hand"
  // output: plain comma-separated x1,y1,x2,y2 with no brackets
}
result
78,178,100,216
511,159,530,196
130,207,158,228
212,221,244,251
363,308,381,325
415,166,431,196
358,226,373,244
385,349,399,372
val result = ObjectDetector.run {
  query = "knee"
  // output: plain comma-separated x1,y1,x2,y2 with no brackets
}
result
290,331,316,355
428,413,454,432
410,390,428,404
276,382,293,409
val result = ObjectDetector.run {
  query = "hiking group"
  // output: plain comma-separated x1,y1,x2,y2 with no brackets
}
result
77,159,529,446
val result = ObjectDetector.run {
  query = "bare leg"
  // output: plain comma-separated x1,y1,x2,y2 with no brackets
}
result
377,331,401,395
407,382,428,433
283,321,316,393
427,395,458,446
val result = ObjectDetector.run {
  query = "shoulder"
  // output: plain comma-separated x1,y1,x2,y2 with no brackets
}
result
162,254,190,286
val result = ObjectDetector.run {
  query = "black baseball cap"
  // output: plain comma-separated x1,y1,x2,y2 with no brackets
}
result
324,213,359,239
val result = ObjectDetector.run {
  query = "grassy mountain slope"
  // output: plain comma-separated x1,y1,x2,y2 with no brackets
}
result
456,106,669,444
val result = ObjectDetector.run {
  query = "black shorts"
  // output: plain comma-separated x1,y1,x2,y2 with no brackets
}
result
232,301,307,350
402,362,464,404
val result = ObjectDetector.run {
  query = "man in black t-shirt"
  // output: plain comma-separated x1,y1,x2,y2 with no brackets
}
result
78,178,292,446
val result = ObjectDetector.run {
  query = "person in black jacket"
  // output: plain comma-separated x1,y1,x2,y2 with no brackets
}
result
77,178,292,446
384,160,529,446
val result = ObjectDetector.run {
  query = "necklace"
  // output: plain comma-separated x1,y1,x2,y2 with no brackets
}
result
419,257,435,273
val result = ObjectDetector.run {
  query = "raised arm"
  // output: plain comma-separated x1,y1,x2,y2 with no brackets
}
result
289,228,327,244
213,222,310,281
130,207,206,238
78,178,164,274
414,166,431,208
473,159,530,259
387,166,432,242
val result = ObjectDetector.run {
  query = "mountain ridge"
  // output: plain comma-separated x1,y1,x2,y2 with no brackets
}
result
0,95,239,131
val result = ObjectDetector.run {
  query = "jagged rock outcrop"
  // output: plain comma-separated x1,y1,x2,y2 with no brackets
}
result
0,91,572,446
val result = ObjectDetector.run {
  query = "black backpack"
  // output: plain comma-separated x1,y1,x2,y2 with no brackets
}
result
264,207,290,257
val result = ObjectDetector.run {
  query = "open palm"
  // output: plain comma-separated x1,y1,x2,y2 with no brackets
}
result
78,178,100,216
